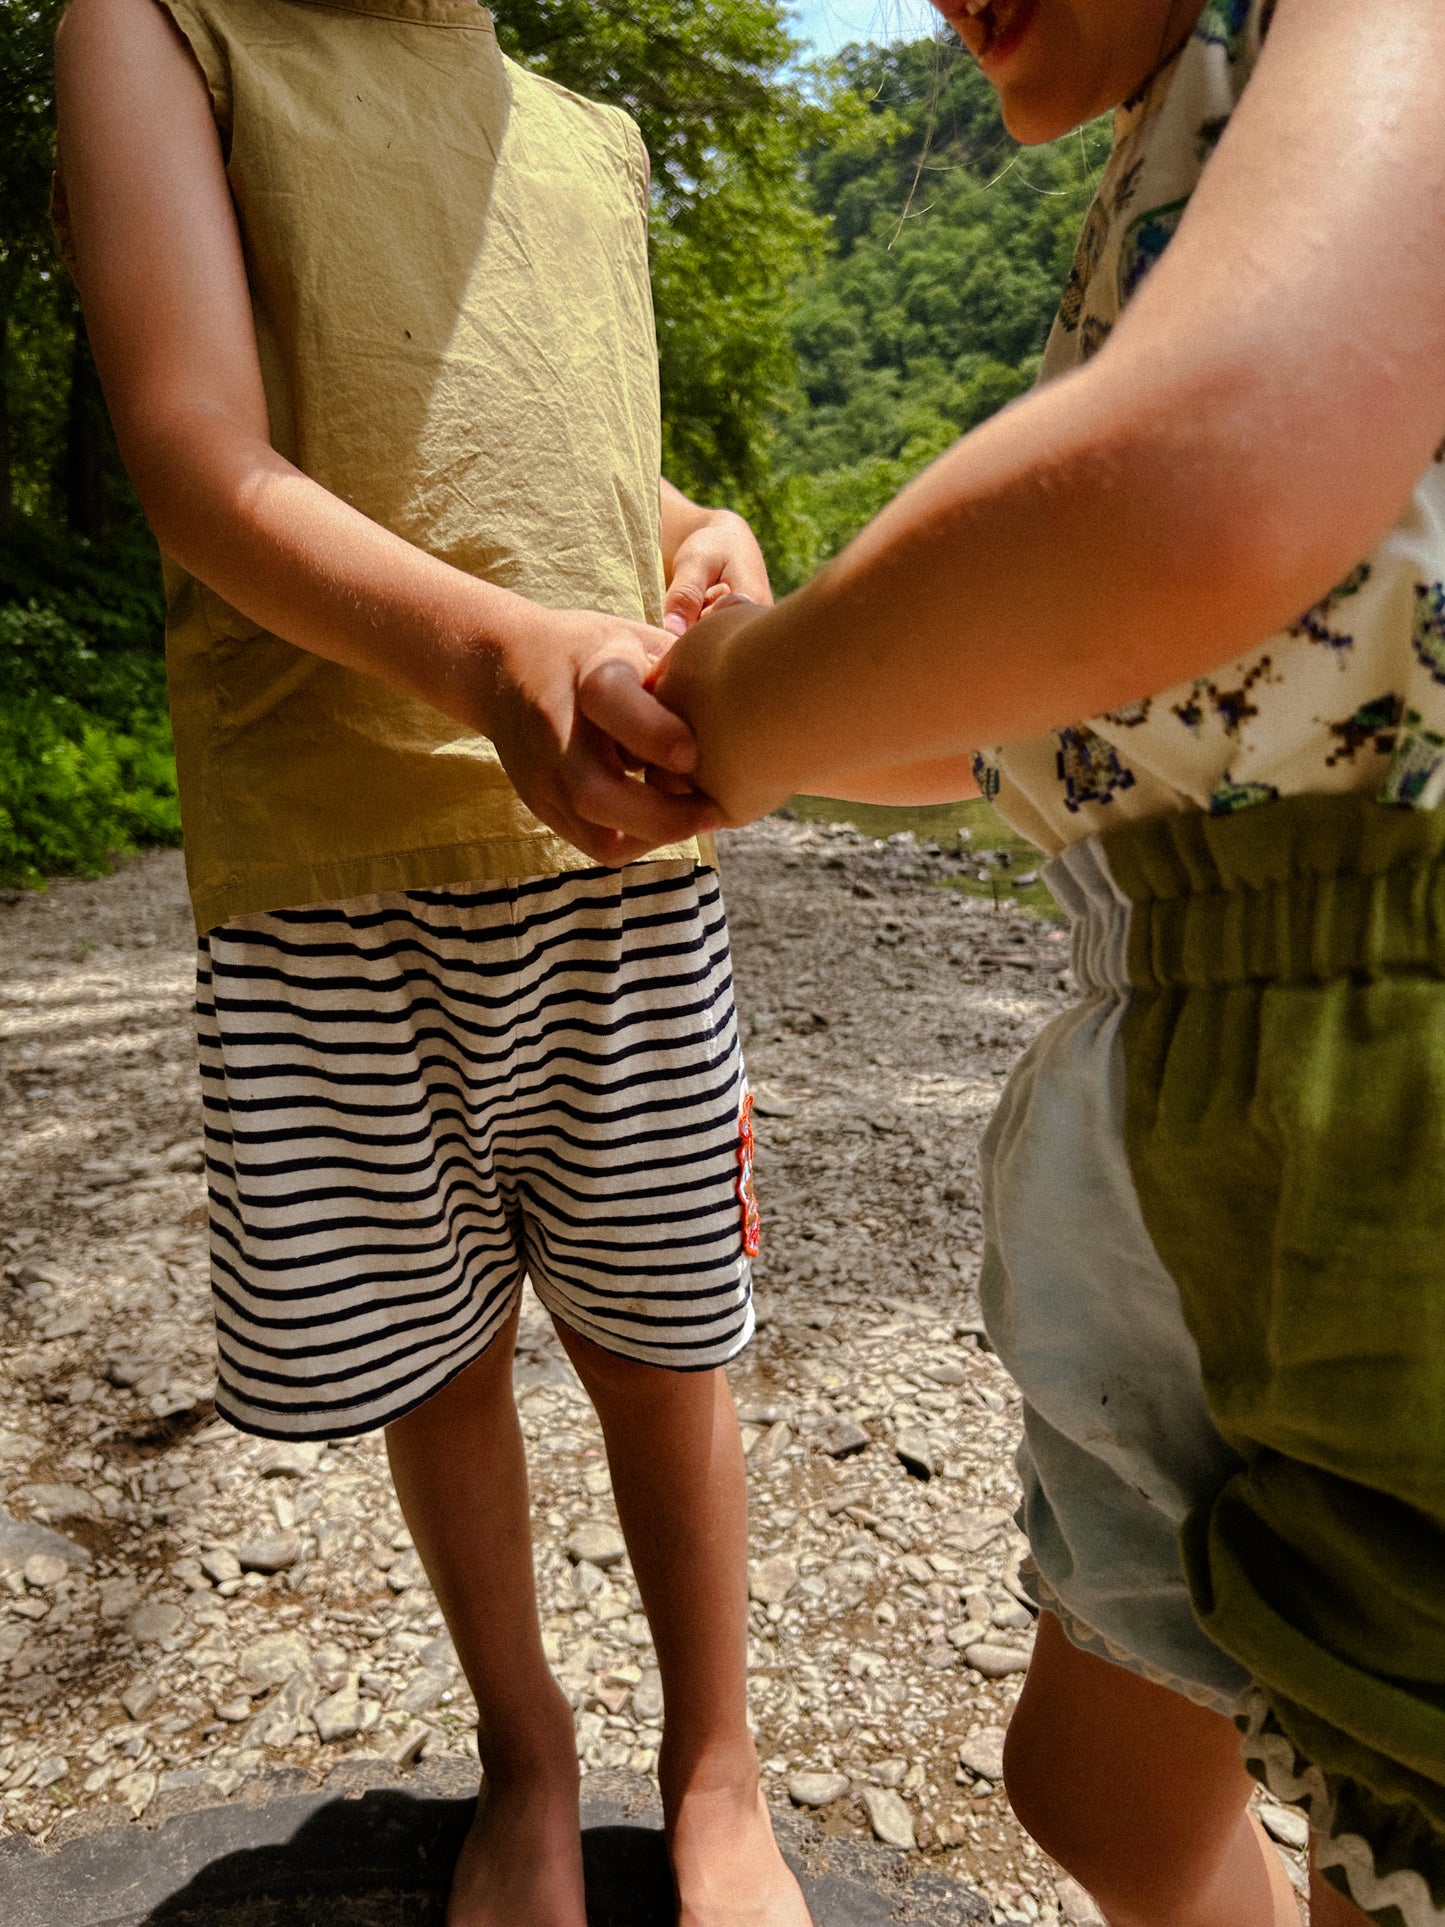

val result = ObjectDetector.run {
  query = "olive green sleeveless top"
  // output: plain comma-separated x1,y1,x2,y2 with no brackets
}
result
143,0,696,930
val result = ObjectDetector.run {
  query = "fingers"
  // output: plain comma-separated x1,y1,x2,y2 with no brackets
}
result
662,566,712,637
578,659,698,773
565,714,720,847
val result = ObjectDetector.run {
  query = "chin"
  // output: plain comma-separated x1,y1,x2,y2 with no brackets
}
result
997,88,1089,144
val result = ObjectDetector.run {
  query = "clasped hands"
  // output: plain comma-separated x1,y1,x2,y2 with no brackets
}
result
481,509,774,867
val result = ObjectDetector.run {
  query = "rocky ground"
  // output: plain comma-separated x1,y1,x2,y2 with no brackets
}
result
0,816,1311,1923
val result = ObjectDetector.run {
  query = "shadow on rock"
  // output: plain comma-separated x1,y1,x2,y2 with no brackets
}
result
140,1789,673,1926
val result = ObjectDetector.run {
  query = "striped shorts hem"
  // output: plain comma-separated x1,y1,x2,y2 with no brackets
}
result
196,861,755,1439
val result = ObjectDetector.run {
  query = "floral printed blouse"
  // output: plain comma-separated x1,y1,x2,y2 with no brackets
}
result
974,0,1445,854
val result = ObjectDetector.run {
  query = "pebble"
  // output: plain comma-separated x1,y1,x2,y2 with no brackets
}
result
894,1431,936,1480
822,1417,870,1459
925,1362,969,1386
565,1524,628,1569
22,1552,69,1589
128,1600,186,1643
959,1728,1007,1783
861,1785,916,1850
0,1511,90,1575
235,1533,303,1574
312,1681,363,1745
748,1556,798,1607
1259,1801,1309,1852
200,1547,243,1585
16,1483,100,1523
631,1669,663,1723
396,1670,450,1716
240,1632,313,1692
788,1770,851,1808
30,1757,67,1792
258,1442,327,1479
964,1643,1032,1679
121,1678,159,1720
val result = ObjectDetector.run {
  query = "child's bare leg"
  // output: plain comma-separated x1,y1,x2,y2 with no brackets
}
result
555,1322,812,1927
1003,1613,1299,1927
385,1305,586,1927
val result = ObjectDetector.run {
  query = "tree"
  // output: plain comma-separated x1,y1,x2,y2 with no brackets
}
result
0,0,67,526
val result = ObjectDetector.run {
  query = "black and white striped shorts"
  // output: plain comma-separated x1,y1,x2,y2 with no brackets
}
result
195,862,756,1439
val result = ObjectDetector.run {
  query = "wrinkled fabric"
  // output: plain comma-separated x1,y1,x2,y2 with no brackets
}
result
72,0,703,931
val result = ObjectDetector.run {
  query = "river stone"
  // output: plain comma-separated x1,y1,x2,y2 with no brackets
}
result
963,1642,1031,1679
958,1728,1006,1784
749,1556,798,1606
861,1785,916,1850
925,1361,969,1386
128,1600,186,1643
632,1668,664,1723
893,1431,935,1481
18,1483,101,1523
823,1417,870,1459
313,1681,363,1745
122,1677,159,1720
236,1532,302,1574
258,1441,327,1479
788,1771,851,1808
417,1634,458,1675
0,1511,90,1576
396,1671,450,1717
240,1631,312,1692
565,1524,627,1569
22,1551,70,1589
199,1547,242,1585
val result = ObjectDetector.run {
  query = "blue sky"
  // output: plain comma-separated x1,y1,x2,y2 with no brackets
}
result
788,0,937,57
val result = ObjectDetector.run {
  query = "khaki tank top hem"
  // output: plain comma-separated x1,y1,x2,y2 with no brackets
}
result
190,831,715,936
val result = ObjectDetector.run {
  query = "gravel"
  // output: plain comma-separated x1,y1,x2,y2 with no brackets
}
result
0,818,1312,1923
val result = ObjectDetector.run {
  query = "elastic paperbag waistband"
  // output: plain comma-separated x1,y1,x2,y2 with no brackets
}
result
1045,793,1445,994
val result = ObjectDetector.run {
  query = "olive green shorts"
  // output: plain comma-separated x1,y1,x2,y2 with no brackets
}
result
982,794,1445,1927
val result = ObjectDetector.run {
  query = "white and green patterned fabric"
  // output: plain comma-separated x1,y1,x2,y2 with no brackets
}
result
975,0,1445,851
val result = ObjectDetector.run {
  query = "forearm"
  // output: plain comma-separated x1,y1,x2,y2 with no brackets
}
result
128,409,535,734
670,352,1383,816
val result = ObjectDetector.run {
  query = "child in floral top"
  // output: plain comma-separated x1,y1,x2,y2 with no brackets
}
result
588,1,1445,1922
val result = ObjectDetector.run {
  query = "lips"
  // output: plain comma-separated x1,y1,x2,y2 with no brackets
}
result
948,0,1039,67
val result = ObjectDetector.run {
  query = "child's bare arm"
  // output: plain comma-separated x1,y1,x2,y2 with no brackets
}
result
55,0,715,867
596,0,1445,823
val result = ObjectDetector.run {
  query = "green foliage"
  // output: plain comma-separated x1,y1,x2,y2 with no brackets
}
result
0,521,176,887
0,696,179,890
770,38,1107,584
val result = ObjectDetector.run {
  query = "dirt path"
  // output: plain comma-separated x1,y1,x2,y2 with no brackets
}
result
0,821,1306,1924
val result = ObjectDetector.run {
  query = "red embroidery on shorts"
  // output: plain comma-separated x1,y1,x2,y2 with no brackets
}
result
736,1091,761,1258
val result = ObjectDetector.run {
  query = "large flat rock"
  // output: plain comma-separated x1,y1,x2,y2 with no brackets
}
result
0,1765,987,1926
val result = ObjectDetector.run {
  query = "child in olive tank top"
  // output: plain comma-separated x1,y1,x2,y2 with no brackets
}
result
53,1,810,1921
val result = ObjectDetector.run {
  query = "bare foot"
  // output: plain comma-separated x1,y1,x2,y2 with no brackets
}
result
667,1776,814,1927
446,1766,587,1927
